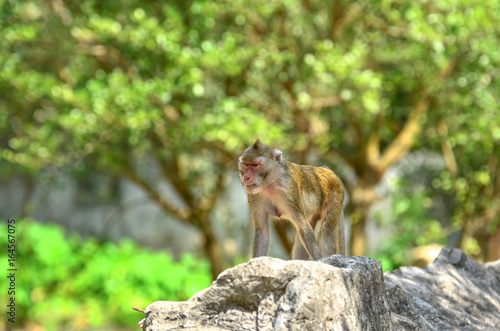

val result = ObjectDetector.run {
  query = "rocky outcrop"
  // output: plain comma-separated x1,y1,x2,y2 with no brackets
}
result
386,247,500,330
138,248,500,330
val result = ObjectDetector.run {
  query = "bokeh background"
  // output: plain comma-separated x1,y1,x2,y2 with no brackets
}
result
1,0,499,329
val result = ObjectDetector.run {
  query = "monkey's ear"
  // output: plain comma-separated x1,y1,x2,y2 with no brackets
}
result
253,139,261,149
273,149,283,162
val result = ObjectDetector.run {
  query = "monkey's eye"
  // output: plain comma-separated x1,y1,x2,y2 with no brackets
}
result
251,162,259,167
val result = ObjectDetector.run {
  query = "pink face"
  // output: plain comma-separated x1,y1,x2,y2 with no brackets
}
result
239,159,262,189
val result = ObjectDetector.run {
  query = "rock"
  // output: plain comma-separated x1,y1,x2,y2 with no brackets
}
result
385,247,500,331
139,248,500,331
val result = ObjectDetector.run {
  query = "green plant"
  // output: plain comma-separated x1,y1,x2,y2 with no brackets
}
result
373,179,448,272
0,219,211,330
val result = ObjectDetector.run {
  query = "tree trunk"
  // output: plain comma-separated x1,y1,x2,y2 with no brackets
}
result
198,215,224,279
470,215,500,263
461,226,500,263
123,166,225,279
350,211,368,256
347,180,378,256
474,231,489,263
486,229,500,261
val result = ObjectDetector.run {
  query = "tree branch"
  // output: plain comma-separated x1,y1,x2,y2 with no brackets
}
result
203,172,226,212
77,37,138,76
366,111,382,168
342,104,366,150
378,92,430,172
122,166,191,222
379,59,458,172
438,120,458,177
147,131,196,208
247,11,268,44
194,141,237,168
330,0,344,41
311,95,341,110
488,149,500,196
327,145,359,170
49,0,72,25
330,2,361,41
301,0,312,12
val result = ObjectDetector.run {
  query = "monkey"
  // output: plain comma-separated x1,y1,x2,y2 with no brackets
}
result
238,139,345,260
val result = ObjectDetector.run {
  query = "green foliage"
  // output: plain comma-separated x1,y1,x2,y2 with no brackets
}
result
3,0,499,169
0,220,211,330
429,110,500,227
374,179,447,271
2,0,499,184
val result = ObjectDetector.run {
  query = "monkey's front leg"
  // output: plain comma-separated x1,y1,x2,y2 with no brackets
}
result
252,210,270,258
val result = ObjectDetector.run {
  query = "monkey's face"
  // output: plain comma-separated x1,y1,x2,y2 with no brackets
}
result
238,140,285,194
238,158,265,193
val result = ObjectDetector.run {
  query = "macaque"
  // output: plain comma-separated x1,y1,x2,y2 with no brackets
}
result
238,139,345,260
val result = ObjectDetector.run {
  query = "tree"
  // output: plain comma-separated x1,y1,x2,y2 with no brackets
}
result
2,0,499,277
429,110,500,262
211,0,498,256
1,0,285,278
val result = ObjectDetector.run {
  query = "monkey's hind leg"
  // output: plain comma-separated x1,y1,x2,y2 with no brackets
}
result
319,200,345,256
291,224,321,260
291,232,309,260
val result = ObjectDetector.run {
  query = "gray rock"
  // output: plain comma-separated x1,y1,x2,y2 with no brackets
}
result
385,247,500,331
139,248,500,331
